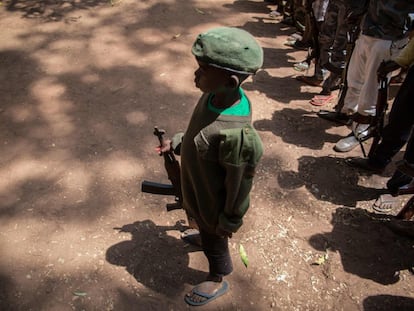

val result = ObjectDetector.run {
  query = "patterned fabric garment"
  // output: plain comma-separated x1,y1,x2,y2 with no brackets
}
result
318,0,348,69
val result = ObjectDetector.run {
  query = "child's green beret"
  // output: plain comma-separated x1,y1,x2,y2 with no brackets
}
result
192,27,264,74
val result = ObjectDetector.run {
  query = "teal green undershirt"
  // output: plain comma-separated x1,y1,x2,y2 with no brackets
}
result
207,88,250,116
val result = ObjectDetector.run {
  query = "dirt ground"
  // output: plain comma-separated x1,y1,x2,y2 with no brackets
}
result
1,1,414,310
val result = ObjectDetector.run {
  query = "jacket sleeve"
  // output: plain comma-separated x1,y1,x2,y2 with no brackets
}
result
171,132,184,155
394,38,414,68
217,125,263,233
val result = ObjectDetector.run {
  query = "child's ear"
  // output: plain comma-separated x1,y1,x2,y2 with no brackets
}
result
228,75,240,89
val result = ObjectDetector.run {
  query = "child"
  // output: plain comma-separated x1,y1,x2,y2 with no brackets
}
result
161,27,264,306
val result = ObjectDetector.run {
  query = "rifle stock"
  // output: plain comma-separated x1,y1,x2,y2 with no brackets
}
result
141,127,182,211
141,180,176,196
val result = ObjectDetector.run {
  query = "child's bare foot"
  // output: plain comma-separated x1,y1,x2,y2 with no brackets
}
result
184,280,229,306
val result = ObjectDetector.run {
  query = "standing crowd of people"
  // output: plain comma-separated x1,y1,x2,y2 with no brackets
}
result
272,0,414,212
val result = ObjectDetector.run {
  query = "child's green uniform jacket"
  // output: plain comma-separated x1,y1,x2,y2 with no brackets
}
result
172,91,263,235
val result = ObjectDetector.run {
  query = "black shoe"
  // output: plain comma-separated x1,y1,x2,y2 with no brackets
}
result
387,170,413,195
345,157,384,174
317,110,351,125
281,17,294,26
324,62,344,75
292,40,312,50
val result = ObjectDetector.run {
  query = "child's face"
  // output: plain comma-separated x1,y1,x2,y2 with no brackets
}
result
194,60,232,93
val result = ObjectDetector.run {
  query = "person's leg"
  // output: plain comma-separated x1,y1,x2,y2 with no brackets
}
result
185,229,232,305
311,0,339,81
328,1,347,71
370,66,414,167
335,36,392,152
356,37,392,117
199,229,233,278
340,34,368,115
299,2,313,44
320,70,340,94
332,35,370,151
345,67,414,172
316,1,346,96
396,133,414,180
356,37,407,118
386,170,413,194
317,0,338,69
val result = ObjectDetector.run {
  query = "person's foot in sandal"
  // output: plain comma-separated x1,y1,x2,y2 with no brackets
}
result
181,228,202,247
293,61,309,72
184,280,229,306
372,194,399,213
310,94,334,106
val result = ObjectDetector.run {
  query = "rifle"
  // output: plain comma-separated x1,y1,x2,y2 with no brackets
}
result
367,75,389,158
141,127,182,211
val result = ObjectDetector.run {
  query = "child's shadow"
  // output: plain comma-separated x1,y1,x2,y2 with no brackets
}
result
106,220,205,297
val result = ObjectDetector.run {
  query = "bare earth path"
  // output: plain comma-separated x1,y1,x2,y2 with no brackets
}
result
1,1,414,310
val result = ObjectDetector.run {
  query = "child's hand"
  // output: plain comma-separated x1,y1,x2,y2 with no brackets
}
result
155,139,172,154
216,227,233,238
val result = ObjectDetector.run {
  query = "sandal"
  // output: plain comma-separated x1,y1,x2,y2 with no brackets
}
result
284,40,297,47
184,281,229,306
292,40,312,50
372,194,399,213
269,10,282,18
288,33,303,41
310,94,334,106
293,61,309,72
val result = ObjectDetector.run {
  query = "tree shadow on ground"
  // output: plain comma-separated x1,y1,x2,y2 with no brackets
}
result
260,46,302,70
254,108,345,150
0,49,170,222
277,155,385,206
106,219,206,298
309,207,414,285
5,0,108,21
242,16,300,40
226,0,305,38
246,69,319,104
363,295,414,311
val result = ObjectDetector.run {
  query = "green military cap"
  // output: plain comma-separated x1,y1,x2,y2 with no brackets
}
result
192,27,264,74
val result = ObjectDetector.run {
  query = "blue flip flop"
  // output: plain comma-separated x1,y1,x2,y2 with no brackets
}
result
184,281,229,306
